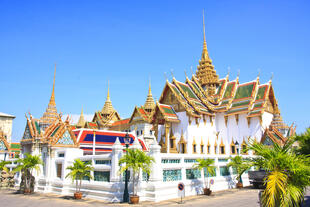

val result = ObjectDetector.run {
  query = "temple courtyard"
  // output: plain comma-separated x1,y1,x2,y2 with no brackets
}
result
0,188,309,207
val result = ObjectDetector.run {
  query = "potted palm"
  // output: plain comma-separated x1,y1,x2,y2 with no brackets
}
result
14,153,43,194
119,148,155,204
227,156,251,188
249,140,310,207
66,159,94,199
193,158,216,195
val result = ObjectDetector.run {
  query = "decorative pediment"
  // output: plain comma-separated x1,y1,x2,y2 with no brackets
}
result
56,130,74,145
22,124,32,140
50,126,79,147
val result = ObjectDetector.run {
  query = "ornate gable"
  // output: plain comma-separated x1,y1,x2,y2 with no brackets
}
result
22,123,32,140
49,125,78,147
56,130,74,145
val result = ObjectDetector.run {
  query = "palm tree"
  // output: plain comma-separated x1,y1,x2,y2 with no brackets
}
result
226,156,252,187
193,158,216,194
249,140,310,207
14,153,43,193
294,127,310,155
119,149,155,198
65,159,94,199
0,160,11,172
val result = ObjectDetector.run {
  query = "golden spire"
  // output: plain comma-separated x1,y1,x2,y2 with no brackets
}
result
201,9,210,61
77,106,86,128
101,81,115,115
196,10,219,95
49,63,56,105
144,79,155,112
40,64,59,127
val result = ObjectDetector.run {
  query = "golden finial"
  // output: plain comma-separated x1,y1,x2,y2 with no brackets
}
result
107,80,110,101
270,72,274,81
184,69,187,77
201,9,210,61
237,69,240,79
164,72,168,81
170,68,174,78
257,69,261,78
148,78,152,94
190,66,193,75
227,66,230,79
50,63,56,105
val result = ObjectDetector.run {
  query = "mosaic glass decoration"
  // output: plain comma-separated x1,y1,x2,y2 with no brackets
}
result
0,141,7,150
163,169,182,182
186,169,201,179
218,158,228,162
23,125,31,139
161,159,180,164
94,171,110,182
56,130,74,145
184,159,197,163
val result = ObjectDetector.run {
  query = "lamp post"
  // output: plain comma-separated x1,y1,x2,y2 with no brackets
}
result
123,132,131,203
234,141,242,184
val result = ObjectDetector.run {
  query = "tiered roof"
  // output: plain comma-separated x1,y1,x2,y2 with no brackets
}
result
195,11,219,94
93,83,121,128
144,82,156,112
21,114,79,148
153,102,180,123
76,107,86,128
40,64,60,127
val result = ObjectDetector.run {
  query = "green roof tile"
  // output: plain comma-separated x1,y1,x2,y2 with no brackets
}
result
234,83,255,100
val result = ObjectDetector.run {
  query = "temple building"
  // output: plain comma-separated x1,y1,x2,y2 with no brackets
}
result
152,15,293,156
16,14,295,202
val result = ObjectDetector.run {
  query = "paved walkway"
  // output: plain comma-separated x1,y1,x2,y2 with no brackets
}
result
0,188,309,207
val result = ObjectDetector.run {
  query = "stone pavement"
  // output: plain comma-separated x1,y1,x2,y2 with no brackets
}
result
0,188,309,207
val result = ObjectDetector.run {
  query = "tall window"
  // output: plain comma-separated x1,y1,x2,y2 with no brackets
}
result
220,146,225,154
56,163,62,178
201,145,204,153
231,145,236,154
193,144,197,153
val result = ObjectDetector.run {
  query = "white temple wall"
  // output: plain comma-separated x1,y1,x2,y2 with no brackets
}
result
34,142,252,203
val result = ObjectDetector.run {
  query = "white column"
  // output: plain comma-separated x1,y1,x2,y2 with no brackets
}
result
148,140,162,182
110,137,123,182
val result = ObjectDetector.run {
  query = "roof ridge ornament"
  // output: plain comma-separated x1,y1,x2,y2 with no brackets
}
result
270,72,274,82
227,66,230,79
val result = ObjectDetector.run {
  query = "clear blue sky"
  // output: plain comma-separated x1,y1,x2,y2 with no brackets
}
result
0,0,309,142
